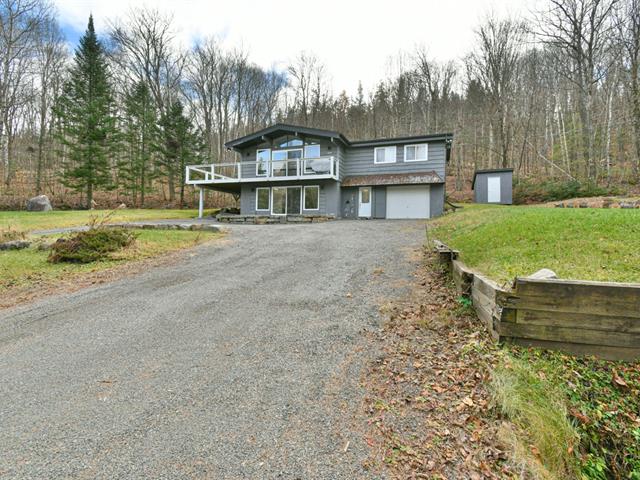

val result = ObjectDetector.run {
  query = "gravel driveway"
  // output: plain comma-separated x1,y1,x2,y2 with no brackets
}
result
0,220,425,479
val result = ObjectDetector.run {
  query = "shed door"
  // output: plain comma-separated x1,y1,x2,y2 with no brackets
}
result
487,176,501,203
386,186,430,219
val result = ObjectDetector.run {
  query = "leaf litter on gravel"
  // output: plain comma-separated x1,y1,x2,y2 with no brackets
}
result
362,250,515,479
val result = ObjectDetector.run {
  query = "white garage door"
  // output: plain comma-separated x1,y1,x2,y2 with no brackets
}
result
386,186,430,219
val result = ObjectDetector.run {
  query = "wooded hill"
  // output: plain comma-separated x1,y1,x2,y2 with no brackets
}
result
0,0,638,209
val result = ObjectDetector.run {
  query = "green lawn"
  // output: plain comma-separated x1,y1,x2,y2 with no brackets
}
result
0,229,219,295
428,204,640,283
0,208,200,233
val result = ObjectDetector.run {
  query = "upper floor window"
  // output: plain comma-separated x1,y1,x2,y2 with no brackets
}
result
256,149,270,176
374,146,397,164
304,144,320,158
404,144,428,162
275,136,304,148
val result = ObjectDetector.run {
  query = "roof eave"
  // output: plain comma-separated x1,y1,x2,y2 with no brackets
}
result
349,133,453,148
225,123,350,150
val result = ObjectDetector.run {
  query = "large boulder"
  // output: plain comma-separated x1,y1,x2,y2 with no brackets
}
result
26,194,52,212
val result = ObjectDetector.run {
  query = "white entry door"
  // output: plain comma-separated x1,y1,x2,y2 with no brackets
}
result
487,176,501,203
358,187,372,217
386,186,430,219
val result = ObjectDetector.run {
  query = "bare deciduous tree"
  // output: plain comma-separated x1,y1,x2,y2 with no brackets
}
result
467,16,526,168
536,0,619,179
0,0,52,184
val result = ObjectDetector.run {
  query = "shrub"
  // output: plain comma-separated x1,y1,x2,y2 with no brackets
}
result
491,356,580,478
0,226,26,242
48,227,136,263
513,179,622,204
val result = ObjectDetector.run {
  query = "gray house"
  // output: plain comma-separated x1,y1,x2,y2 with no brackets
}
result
186,124,452,219
472,168,513,205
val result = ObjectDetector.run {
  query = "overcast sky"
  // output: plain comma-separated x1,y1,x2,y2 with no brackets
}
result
55,0,530,95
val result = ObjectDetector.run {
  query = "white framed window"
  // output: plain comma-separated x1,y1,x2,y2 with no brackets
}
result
374,146,396,164
256,149,270,176
304,185,319,210
404,144,428,162
256,187,270,210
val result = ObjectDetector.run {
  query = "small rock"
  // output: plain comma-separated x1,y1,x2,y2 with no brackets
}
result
117,203,127,209
527,268,558,280
26,195,52,212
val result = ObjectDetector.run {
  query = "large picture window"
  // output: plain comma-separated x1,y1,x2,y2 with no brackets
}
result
374,146,396,164
272,149,302,177
304,186,319,210
256,187,270,210
404,144,428,162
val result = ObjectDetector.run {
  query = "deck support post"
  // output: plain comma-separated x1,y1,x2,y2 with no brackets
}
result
198,187,204,219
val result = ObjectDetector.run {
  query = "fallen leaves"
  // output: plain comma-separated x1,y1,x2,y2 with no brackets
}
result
569,408,591,425
612,369,628,389
362,251,513,479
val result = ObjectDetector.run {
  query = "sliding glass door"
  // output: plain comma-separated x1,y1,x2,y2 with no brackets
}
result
271,186,301,215
287,187,301,214
272,187,287,214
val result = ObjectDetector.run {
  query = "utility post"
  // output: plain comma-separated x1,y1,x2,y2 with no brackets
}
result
198,187,204,219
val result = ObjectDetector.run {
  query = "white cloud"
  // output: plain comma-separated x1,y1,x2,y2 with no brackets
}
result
55,0,529,95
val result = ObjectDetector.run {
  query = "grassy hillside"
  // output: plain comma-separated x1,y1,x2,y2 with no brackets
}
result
0,209,200,233
428,205,640,283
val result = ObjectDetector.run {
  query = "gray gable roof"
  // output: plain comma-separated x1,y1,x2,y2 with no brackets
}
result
225,123,453,151
224,124,350,150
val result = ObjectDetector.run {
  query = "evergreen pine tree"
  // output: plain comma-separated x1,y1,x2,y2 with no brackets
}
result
119,81,158,206
57,15,117,209
157,100,203,208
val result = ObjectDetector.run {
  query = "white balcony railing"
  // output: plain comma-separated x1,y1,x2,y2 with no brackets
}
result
186,156,338,185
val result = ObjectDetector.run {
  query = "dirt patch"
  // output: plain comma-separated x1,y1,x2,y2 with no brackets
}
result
362,250,514,479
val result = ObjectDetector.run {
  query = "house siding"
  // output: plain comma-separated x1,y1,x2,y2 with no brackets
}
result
240,180,338,215
336,144,346,181
429,183,445,217
341,187,358,218
373,186,386,218
343,141,447,179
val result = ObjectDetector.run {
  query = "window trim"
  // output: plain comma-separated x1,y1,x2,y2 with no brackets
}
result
303,185,320,211
256,148,270,176
374,146,397,164
404,143,429,162
255,187,270,211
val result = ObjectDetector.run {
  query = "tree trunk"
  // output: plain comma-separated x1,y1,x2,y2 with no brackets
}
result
631,59,640,181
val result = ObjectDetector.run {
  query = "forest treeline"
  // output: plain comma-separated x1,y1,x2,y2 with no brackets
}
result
0,0,638,208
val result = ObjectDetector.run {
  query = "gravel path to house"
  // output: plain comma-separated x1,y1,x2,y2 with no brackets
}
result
0,220,425,479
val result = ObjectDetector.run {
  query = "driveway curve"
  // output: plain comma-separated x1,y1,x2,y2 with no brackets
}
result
0,220,425,479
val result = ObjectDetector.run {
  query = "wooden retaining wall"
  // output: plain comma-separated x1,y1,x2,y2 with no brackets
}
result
434,240,640,361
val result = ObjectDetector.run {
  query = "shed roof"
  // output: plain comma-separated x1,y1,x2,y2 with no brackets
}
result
341,171,443,187
472,168,514,189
